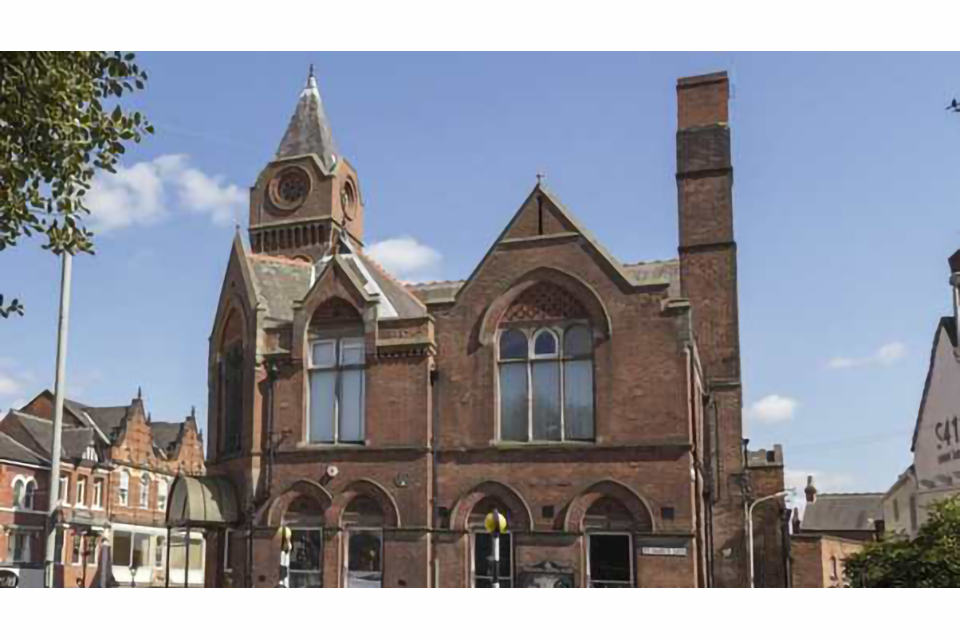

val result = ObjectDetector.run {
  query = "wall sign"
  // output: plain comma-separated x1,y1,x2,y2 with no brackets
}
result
641,546,688,557
0,569,19,588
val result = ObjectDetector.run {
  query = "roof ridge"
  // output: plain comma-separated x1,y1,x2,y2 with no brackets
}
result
356,250,429,312
816,492,884,497
622,258,680,267
406,279,465,288
248,253,313,268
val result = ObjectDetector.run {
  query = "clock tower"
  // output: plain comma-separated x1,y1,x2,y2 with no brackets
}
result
248,67,363,261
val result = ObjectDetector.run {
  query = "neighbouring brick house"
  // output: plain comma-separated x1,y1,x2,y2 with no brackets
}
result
0,390,204,587
789,475,883,588
194,68,786,588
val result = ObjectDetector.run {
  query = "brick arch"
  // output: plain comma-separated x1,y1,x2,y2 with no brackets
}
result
330,479,401,528
478,267,612,347
449,481,535,532
264,479,334,527
563,480,655,534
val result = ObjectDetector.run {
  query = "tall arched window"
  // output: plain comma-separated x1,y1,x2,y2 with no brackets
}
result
308,298,365,444
118,470,130,506
157,479,168,513
218,310,244,456
343,496,383,588
498,324,594,442
139,473,151,509
23,479,36,510
12,478,26,509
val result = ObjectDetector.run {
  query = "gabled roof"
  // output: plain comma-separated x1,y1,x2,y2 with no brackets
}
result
276,68,339,173
801,493,884,533
0,430,49,466
911,316,958,452
245,239,428,327
7,411,97,461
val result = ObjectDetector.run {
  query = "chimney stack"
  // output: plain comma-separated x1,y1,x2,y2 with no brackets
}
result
949,249,960,327
805,475,817,504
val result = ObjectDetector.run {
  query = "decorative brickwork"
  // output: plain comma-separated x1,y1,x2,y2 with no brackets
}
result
311,297,362,323
502,281,588,323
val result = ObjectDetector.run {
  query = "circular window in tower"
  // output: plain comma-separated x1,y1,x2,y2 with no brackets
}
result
340,179,358,221
269,167,311,211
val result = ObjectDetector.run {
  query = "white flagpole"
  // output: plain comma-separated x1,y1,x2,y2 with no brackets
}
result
44,251,72,588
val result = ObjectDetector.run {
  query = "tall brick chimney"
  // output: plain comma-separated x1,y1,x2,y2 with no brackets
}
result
676,71,746,587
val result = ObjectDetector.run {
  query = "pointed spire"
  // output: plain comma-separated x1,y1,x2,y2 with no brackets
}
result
276,65,339,172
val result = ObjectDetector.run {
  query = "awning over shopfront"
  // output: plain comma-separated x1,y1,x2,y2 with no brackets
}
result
166,476,240,528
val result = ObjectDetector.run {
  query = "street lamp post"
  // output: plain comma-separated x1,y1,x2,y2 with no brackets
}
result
484,508,507,588
746,490,790,588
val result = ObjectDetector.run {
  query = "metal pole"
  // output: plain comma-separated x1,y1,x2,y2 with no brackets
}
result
44,251,73,588
747,491,790,588
748,501,756,589
492,530,500,589
164,526,172,588
184,526,191,588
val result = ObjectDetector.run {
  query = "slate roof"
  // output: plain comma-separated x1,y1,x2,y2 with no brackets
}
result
801,493,884,533
246,247,428,325
248,254,313,323
0,430,48,465
150,422,182,453
276,69,339,173
9,411,97,460
405,259,682,305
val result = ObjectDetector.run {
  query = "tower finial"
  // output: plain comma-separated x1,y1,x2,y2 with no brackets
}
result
191,405,196,419
137,386,142,400
309,63,315,79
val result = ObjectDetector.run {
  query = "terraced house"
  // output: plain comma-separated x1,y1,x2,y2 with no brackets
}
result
0,390,204,587
193,68,787,588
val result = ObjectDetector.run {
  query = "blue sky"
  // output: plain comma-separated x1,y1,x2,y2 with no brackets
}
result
1,52,958,499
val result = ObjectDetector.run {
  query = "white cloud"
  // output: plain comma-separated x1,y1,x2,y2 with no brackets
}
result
0,372,23,397
86,154,245,233
747,394,799,425
827,341,907,370
366,236,442,281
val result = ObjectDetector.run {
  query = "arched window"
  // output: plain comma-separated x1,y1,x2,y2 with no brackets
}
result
343,496,383,588
283,495,325,588
139,473,151,509
157,479,168,513
23,480,37,510
12,478,25,509
118,470,130,506
218,309,245,456
308,299,365,444
585,497,635,588
498,323,594,442
469,497,513,588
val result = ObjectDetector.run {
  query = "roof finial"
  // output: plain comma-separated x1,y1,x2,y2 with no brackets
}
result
191,405,196,419
137,386,142,400
536,171,546,186
309,63,315,79
147,412,152,423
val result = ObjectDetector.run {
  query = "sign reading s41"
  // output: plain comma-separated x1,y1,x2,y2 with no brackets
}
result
935,415,960,465
0,569,19,588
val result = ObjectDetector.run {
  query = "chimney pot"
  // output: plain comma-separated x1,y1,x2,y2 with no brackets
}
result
804,475,817,503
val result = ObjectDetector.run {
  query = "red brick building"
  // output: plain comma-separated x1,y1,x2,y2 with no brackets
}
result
199,69,786,588
0,390,204,587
